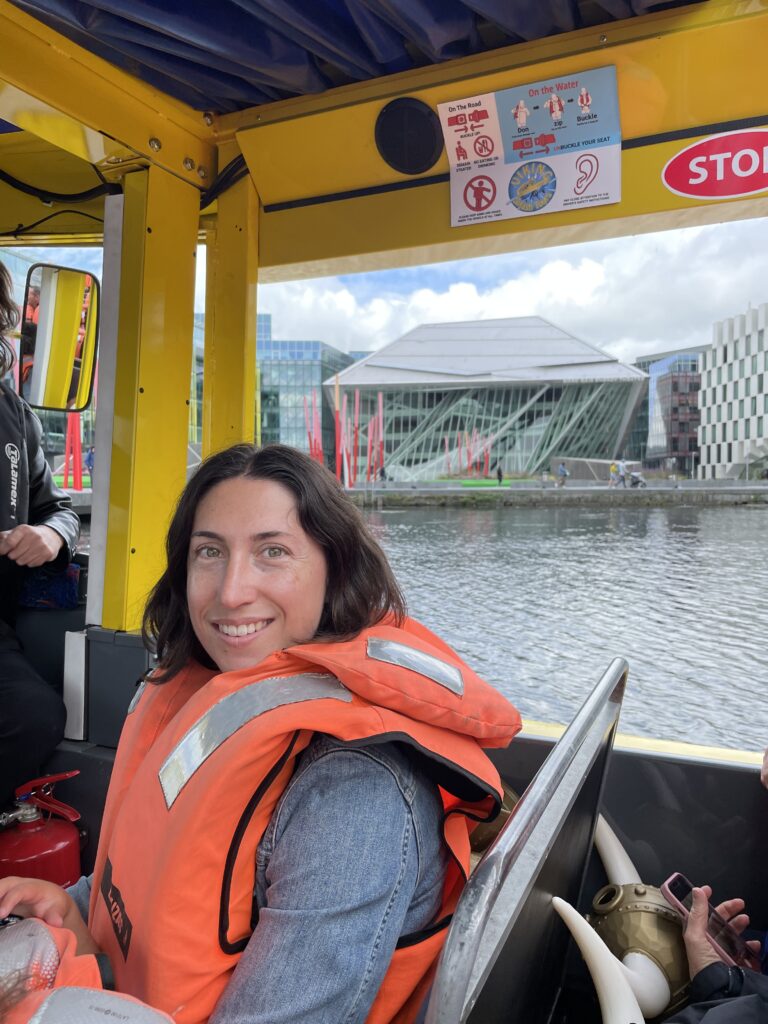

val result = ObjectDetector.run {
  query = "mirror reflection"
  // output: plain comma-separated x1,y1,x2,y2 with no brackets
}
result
21,263,99,411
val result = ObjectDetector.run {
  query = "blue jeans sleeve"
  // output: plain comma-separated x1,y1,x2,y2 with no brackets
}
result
66,874,92,923
209,740,445,1024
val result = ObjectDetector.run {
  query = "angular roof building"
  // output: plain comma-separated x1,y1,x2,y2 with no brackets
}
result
328,317,646,481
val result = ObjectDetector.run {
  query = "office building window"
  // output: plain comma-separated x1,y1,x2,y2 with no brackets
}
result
751,396,757,415
745,419,750,439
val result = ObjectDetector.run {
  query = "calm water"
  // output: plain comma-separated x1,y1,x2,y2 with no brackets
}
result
365,506,768,752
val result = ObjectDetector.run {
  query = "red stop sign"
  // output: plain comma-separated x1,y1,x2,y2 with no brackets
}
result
662,129,768,200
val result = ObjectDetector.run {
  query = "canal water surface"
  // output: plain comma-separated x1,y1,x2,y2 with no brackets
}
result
365,505,768,753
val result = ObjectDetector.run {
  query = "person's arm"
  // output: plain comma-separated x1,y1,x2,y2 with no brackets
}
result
0,876,99,955
209,742,444,1024
684,888,764,1001
1,402,80,568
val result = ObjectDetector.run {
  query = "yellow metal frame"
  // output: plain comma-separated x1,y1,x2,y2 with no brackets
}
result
102,168,199,631
202,174,259,456
0,0,216,186
41,269,84,407
230,0,768,279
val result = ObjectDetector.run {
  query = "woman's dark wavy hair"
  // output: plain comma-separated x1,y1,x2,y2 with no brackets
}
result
142,443,407,680
0,260,20,377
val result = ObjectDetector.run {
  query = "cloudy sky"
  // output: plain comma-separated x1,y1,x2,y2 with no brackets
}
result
15,213,768,366
257,215,768,363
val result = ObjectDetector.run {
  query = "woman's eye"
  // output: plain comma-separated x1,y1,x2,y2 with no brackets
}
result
265,546,285,559
196,545,221,559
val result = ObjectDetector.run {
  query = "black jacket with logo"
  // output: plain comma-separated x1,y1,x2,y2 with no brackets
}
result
0,382,80,636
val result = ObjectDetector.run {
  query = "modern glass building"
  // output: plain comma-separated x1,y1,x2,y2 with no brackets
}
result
698,303,768,480
639,345,704,475
329,317,646,481
259,317,352,456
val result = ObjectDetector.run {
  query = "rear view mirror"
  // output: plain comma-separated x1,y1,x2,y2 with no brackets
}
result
21,263,99,411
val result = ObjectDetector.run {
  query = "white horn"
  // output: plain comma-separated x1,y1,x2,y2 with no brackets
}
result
552,897,645,1024
620,953,671,1020
594,816,641,886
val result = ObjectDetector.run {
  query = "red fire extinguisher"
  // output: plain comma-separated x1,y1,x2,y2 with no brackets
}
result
0,771,82,887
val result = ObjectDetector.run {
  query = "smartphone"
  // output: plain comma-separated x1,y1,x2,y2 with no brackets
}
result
661,872,760,971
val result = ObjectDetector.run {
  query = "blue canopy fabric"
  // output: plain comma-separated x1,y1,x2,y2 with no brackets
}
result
11,0,703,114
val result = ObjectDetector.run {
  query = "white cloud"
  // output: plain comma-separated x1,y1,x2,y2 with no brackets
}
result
258,217,768,363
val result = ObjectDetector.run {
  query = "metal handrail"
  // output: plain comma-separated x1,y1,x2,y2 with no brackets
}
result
425,656,628,1024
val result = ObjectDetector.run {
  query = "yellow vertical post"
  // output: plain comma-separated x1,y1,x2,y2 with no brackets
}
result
203,174,259,456
102,167,199,631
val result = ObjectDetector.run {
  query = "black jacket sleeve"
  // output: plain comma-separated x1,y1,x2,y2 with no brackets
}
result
665,964,768,1024
24,402,80,564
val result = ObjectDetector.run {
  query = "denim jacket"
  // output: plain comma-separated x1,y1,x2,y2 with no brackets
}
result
72,734,447,1024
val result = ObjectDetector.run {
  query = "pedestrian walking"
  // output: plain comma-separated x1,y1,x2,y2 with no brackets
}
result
617,459,627,488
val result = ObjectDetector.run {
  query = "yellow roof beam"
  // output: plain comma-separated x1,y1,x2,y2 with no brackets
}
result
232,0,768,279
0,0,216,188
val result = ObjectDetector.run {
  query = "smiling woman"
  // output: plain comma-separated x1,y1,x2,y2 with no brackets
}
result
0,443,521,1024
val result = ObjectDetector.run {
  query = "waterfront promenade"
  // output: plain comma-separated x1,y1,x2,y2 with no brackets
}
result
65,480,768,515
350,481,768,509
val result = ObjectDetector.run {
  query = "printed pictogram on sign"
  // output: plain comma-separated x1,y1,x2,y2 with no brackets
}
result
574,153,599,195
463,175,496,212
473,135,494,157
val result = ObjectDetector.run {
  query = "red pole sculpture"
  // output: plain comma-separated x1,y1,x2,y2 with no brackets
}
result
311,389,322,463
62,416,73,488
71,414,82,491
352,389,360,486
366,416,375,482
377,391,385,478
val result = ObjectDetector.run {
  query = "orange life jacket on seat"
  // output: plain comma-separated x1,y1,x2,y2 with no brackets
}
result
0,918,102,993
89,617,521,1024
5,987,175,1023
0,919,174,1024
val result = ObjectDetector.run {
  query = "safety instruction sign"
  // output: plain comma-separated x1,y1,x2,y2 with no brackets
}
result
437,67,621,227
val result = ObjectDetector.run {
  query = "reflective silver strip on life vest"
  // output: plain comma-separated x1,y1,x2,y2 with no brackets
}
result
0,918,59,985
27,987,171,1023
366,637,464,696
158,673,352,809
127,679,147,714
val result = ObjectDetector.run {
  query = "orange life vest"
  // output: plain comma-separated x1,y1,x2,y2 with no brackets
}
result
89,618,521,1024
0,918,174,1023
5,987,174,1023
0,918,102,993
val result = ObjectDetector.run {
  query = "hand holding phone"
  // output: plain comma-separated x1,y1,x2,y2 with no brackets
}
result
661,872,761,973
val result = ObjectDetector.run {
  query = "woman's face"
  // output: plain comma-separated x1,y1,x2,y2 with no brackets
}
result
187,476,328,673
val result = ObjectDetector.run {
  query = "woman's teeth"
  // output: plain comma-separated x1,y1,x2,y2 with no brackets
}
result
218,622,267,637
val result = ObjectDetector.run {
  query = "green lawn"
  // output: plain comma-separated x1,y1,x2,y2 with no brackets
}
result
54,474,92,488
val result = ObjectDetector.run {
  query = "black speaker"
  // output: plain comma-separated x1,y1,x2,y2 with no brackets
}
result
374,97,444,175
